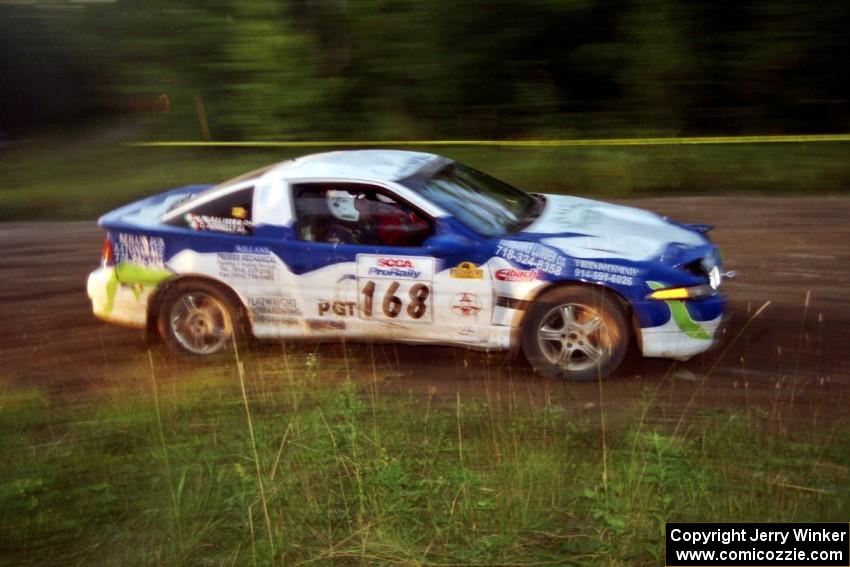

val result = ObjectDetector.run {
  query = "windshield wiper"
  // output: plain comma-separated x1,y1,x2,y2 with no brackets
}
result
507,194,546,233
532,193,546,212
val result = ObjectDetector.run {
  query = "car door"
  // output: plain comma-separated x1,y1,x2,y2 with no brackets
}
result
288,181,493,344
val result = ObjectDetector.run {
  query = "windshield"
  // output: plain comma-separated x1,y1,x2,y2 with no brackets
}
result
402,162,541,237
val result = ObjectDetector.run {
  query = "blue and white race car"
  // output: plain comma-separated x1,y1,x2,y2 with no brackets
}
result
87,150,727,380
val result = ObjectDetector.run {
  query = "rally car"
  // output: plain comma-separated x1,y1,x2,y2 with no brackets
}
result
87,150,727,380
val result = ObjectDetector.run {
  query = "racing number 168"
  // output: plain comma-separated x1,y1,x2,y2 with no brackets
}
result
361,280,430,319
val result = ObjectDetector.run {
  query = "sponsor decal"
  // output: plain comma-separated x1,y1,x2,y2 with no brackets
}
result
115,233,165,267
308,319,345,330
356,254,435,323
318,300,357,317
378,258,413,268
494,268,539,282
357,254,434,281
495,240,567,276
248,296,302,318
450,261,484,279
368,266,421,279
186,213,252,235
217,252,276,282
451,293,482,316
573,259,641,286
366,257,421,279
235,245,271,254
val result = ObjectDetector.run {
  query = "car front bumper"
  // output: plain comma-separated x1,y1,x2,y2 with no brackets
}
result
635,294,726,361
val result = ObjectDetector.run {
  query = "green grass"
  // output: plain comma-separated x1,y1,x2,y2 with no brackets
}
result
1,350,848,566
2,121,850,221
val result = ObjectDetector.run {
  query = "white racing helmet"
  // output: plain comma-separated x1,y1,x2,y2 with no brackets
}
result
326,190,360,222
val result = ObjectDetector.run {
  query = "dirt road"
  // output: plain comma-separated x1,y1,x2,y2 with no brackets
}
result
2,197,848,424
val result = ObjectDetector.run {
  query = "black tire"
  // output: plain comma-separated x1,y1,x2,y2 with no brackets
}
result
157,280,248,356
521,286,629,381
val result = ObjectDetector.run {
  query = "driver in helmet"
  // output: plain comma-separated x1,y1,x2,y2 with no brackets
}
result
323,189,365,244
323,188,429,246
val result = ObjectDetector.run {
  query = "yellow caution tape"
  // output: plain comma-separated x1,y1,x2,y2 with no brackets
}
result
130,133,850,148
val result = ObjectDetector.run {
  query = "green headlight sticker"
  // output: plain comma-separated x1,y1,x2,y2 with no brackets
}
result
647,281,712,340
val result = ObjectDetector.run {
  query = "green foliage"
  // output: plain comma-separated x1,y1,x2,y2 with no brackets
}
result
3,0,850,220
1,354,848,565
3,124,850,221
3,0,850,139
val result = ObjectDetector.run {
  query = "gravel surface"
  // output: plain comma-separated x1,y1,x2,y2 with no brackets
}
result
2,196,848,425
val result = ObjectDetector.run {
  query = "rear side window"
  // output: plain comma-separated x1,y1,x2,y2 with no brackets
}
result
167,186,254,235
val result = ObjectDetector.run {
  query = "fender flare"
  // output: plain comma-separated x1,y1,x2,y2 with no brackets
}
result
507,280,640,356
145,274,253,341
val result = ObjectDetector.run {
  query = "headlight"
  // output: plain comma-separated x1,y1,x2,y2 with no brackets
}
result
646,284,715,301
708,265,721,289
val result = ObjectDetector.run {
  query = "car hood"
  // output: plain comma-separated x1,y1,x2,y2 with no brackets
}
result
519,194,708,263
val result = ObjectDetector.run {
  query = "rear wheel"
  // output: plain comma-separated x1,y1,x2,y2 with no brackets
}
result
521,286,629,381
157,281,245,355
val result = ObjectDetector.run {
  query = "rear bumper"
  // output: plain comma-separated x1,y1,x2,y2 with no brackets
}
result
87,267,147,328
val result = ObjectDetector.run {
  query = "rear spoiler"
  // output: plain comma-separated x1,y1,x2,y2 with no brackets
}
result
98,184,212,229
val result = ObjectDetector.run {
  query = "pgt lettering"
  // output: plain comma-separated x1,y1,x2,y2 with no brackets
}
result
318,300,356,316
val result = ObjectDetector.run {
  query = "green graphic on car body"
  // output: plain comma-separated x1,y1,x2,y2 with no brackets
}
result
103,262,172,314
647,281,712,340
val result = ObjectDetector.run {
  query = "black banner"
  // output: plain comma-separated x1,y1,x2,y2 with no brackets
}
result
666,523,849,566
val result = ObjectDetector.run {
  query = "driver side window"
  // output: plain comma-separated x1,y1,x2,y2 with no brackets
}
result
292,183,432,247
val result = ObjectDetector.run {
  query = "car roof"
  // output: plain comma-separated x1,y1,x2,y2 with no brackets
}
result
160,150,450,224
262,149,442,183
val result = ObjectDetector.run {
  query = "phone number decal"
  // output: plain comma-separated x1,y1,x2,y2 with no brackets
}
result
496,240,567,276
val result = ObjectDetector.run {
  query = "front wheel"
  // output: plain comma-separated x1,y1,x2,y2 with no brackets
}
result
521,286,629,381
157,281,245,356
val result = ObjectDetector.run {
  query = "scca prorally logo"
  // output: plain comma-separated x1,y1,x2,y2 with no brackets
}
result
451,293,482,316
378,258,414,268
450,261,484,279
495,268,539,282
369,257,421,279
